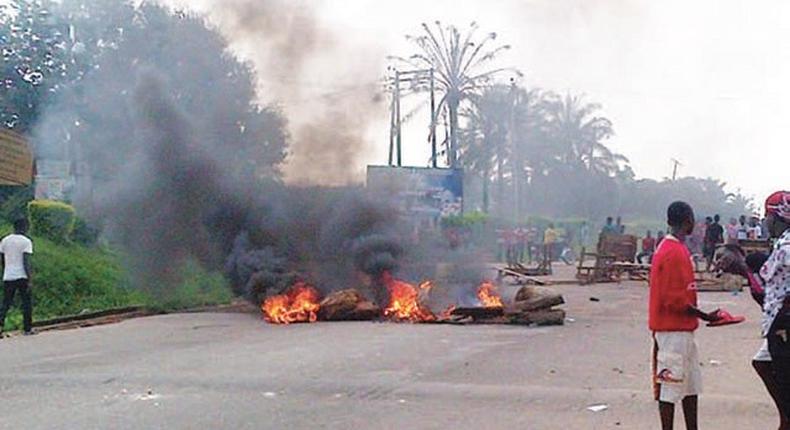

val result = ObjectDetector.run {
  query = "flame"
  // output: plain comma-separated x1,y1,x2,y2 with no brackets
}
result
477,281,504,308
262,282,321,324
381,272,436,322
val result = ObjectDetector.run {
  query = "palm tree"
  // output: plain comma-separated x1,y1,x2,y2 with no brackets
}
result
459,85,511,213
392,21,516,167
545,93,624,176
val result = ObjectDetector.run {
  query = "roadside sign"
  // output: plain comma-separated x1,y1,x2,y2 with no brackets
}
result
0,129,34,186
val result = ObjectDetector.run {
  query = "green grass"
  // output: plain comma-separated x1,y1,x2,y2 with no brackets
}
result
1,227,233,331
146,259,233,312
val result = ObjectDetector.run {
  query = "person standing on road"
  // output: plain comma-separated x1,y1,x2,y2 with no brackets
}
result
543,223,558,263
637,230,657,264
649,201,722,430
718,191,790,429
0,219,34,337
726,217,739,245
703,214,724,272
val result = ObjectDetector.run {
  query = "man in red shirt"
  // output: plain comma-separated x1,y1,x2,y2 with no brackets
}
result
637,230,657,264
650,201,721,430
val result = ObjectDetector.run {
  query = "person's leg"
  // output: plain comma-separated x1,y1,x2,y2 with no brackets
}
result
753,360,789,429
18,280,32,333
0,281,17,333
769,314,790,420
682,395,698,430
659,400,674,430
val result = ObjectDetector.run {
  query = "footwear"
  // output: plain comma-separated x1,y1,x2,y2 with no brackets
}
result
22,330,35,336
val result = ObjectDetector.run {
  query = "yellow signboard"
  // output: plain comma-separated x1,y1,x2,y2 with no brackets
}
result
0,129,34,186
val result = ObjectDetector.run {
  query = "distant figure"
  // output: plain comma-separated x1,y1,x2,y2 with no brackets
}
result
0,219,34,337
602,217,618,235
761,217,771,240
636,230,657,264
656,230,665,248
543,223,558,263
526,227,537,264
616,216,625,234
726,217,739,244
496,228,507,262
749,216,763,240
516,226,528,263
703,215,724,271
737,215,749,241
580,221,590,248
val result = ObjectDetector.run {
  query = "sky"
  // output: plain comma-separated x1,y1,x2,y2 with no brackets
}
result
14,0,788,200
304,0,789,202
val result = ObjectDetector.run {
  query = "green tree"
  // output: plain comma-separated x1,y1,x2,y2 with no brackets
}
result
394,21,516,166
544,93,624,176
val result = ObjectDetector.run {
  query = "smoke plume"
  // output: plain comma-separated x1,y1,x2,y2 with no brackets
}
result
171,0,386,185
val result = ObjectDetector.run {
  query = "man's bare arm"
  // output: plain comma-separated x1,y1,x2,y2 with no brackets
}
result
23,253,32,281
688,305,720,322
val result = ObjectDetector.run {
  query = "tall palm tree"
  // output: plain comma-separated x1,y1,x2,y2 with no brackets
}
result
392,21,516,167
545,93,625,176
459,85,511,213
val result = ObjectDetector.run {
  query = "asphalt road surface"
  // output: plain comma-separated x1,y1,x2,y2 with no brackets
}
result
0,280,778,429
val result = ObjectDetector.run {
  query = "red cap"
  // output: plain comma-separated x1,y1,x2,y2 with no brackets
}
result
765,191,790,221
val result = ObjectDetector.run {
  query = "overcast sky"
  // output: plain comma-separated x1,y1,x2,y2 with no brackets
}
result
214,0,786,201
44,0,790,200
309,0,790,202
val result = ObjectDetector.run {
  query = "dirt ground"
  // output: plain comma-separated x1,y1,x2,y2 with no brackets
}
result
0,267,778,429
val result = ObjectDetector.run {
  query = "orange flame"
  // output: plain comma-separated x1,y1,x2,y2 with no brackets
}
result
262,282,321,324
381,272,436,322
477,281,504,308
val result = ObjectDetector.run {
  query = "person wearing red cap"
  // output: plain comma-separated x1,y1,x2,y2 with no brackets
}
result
718,191,790,428
650,201,722,430
761,191,790,422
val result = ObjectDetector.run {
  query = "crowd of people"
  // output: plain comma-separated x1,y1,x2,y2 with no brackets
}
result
650,193,790,430
634,212,771,271
496,221,590,266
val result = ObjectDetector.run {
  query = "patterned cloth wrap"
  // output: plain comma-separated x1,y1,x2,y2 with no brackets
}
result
761,191,790,336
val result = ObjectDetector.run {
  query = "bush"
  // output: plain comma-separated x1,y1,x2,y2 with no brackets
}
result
28,200,76,243
71,217,100,246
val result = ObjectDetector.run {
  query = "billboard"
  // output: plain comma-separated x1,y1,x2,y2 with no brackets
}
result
0,129,34,186
366,165,463,220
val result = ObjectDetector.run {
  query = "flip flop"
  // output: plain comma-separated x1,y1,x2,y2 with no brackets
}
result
707,310,745,327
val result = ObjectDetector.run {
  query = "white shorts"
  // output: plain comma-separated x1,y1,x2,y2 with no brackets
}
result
753,339,772,362
652,331,702,403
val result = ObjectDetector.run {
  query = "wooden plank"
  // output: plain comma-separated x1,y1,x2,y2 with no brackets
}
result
451,306,505,319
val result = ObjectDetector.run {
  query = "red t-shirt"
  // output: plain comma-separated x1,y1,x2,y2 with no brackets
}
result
648,235,698,332
642,236,656,252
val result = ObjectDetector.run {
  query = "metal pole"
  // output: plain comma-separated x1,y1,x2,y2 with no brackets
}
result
395,70,402,167
510,82,518,222
388,81,396,166
430,68,437,168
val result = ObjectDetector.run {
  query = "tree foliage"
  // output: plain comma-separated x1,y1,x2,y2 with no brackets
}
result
394,21,517,166
460,84,754,222
1,0,288,189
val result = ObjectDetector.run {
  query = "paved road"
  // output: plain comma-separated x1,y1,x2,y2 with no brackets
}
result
0,281,778,429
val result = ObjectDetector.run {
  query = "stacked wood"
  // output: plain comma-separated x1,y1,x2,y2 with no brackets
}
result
317,289,380,321
450,306,505,319
505,286,565,326
440,285,566,326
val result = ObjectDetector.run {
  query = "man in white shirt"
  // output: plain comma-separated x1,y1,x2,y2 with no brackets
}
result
0,218,34,336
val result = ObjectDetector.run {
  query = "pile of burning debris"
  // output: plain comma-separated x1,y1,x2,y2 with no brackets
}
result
261,272,566,326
